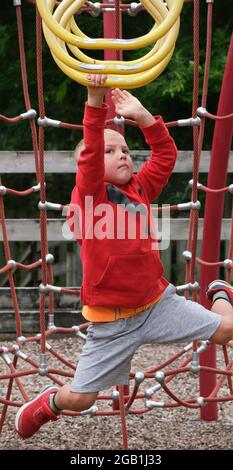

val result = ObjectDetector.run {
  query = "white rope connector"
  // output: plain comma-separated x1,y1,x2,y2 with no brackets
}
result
183,342,194,352
177,117,201,127
182,250,192,261
38,201,62,211
38,353,48,376
112,390,120,401
0,185,7,196
7,259,16,269
155,371,165,386
135,372,145,385
196,396,206,407
188,179,202,189
113,115,125,126
17,336,26,344
88,2,102,17
197,341,209,354
20,109,37,120
177,200,201,211
47,321,56,331
13,0,21,6
46,254,54,264
176,281,200,293
197,106,207,117
146,400,165,409
176,282,200,293
13,347,28,361
228,184,233,194
39,284,62,294
0,353,12,365
128,2,143,16
45,341,53,350
37,116,61,128
72,326,87,341
38,254,54,265
144,383,161,398
190,351,200,374
80,405,98,416
223,259,233,267
32,183,40,192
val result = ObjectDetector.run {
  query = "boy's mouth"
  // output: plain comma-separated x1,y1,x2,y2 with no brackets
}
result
118,163,129,170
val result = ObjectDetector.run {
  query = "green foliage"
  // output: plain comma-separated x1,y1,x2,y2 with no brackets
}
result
1,1,232,150
208,28,231,96
0,25,10,57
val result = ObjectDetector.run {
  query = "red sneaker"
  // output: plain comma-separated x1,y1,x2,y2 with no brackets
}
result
15,386,60,438
206,280,233,305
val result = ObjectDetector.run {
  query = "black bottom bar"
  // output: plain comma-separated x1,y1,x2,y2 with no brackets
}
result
0,450,233,466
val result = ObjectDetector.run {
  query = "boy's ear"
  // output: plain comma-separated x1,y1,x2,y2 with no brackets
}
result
74,138,84,162
74,150,79,163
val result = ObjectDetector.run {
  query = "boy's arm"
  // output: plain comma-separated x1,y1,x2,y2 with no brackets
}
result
76,75,108,199
136,116,177,202
111,89,177,202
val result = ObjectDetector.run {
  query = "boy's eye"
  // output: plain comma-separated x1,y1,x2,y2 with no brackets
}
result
105,149,114,154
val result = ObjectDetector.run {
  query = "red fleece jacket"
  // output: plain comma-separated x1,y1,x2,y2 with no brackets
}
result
69,103,177,308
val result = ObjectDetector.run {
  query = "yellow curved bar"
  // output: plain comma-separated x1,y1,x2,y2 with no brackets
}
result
43,0,166,73
46,0,177,71
36,0,184,88
67,9,163,66
43,0,178,75
66,1,178,72
51,45,174,89
36,0,184,49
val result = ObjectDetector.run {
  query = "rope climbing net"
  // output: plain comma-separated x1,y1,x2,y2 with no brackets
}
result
0,0,233,450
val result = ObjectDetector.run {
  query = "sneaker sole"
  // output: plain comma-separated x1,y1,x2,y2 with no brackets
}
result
15,385,58,436
208,280,231,290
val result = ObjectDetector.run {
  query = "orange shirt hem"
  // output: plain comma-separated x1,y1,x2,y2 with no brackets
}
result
82,292,164,322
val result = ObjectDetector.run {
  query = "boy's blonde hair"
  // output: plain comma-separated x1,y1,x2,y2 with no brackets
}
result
74,128,124,162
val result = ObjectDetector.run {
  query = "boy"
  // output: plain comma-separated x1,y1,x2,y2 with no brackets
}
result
15,75,233,438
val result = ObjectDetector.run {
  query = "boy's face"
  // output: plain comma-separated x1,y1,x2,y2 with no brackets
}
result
104,131,134,186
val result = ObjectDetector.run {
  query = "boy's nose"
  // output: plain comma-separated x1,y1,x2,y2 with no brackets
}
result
120,153,127,160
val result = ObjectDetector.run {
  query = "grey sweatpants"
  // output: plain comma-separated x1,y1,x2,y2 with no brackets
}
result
70,284,222,393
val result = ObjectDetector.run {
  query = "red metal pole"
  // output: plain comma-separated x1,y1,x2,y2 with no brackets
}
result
103,0,123,129
199,34,233,420
103,1,129,408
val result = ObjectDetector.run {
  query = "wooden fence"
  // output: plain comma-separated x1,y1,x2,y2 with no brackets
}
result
1,150,232,174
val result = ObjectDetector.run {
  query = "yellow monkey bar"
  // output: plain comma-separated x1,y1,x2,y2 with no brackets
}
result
36,0,184,88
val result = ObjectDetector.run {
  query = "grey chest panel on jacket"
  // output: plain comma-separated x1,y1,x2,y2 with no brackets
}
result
106,183,147,215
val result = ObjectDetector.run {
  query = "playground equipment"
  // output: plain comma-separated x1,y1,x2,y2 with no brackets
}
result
0,0,233,450
36,0,184,87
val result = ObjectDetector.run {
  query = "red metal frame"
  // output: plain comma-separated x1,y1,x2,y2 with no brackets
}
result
103,0,123,129
199,34,233,420
103,1,129,409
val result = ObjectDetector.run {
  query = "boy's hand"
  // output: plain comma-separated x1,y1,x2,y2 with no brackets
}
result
87,74,108,107
111,88,155,127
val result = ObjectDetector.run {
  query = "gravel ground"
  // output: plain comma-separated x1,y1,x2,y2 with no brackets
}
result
1,336,233,450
